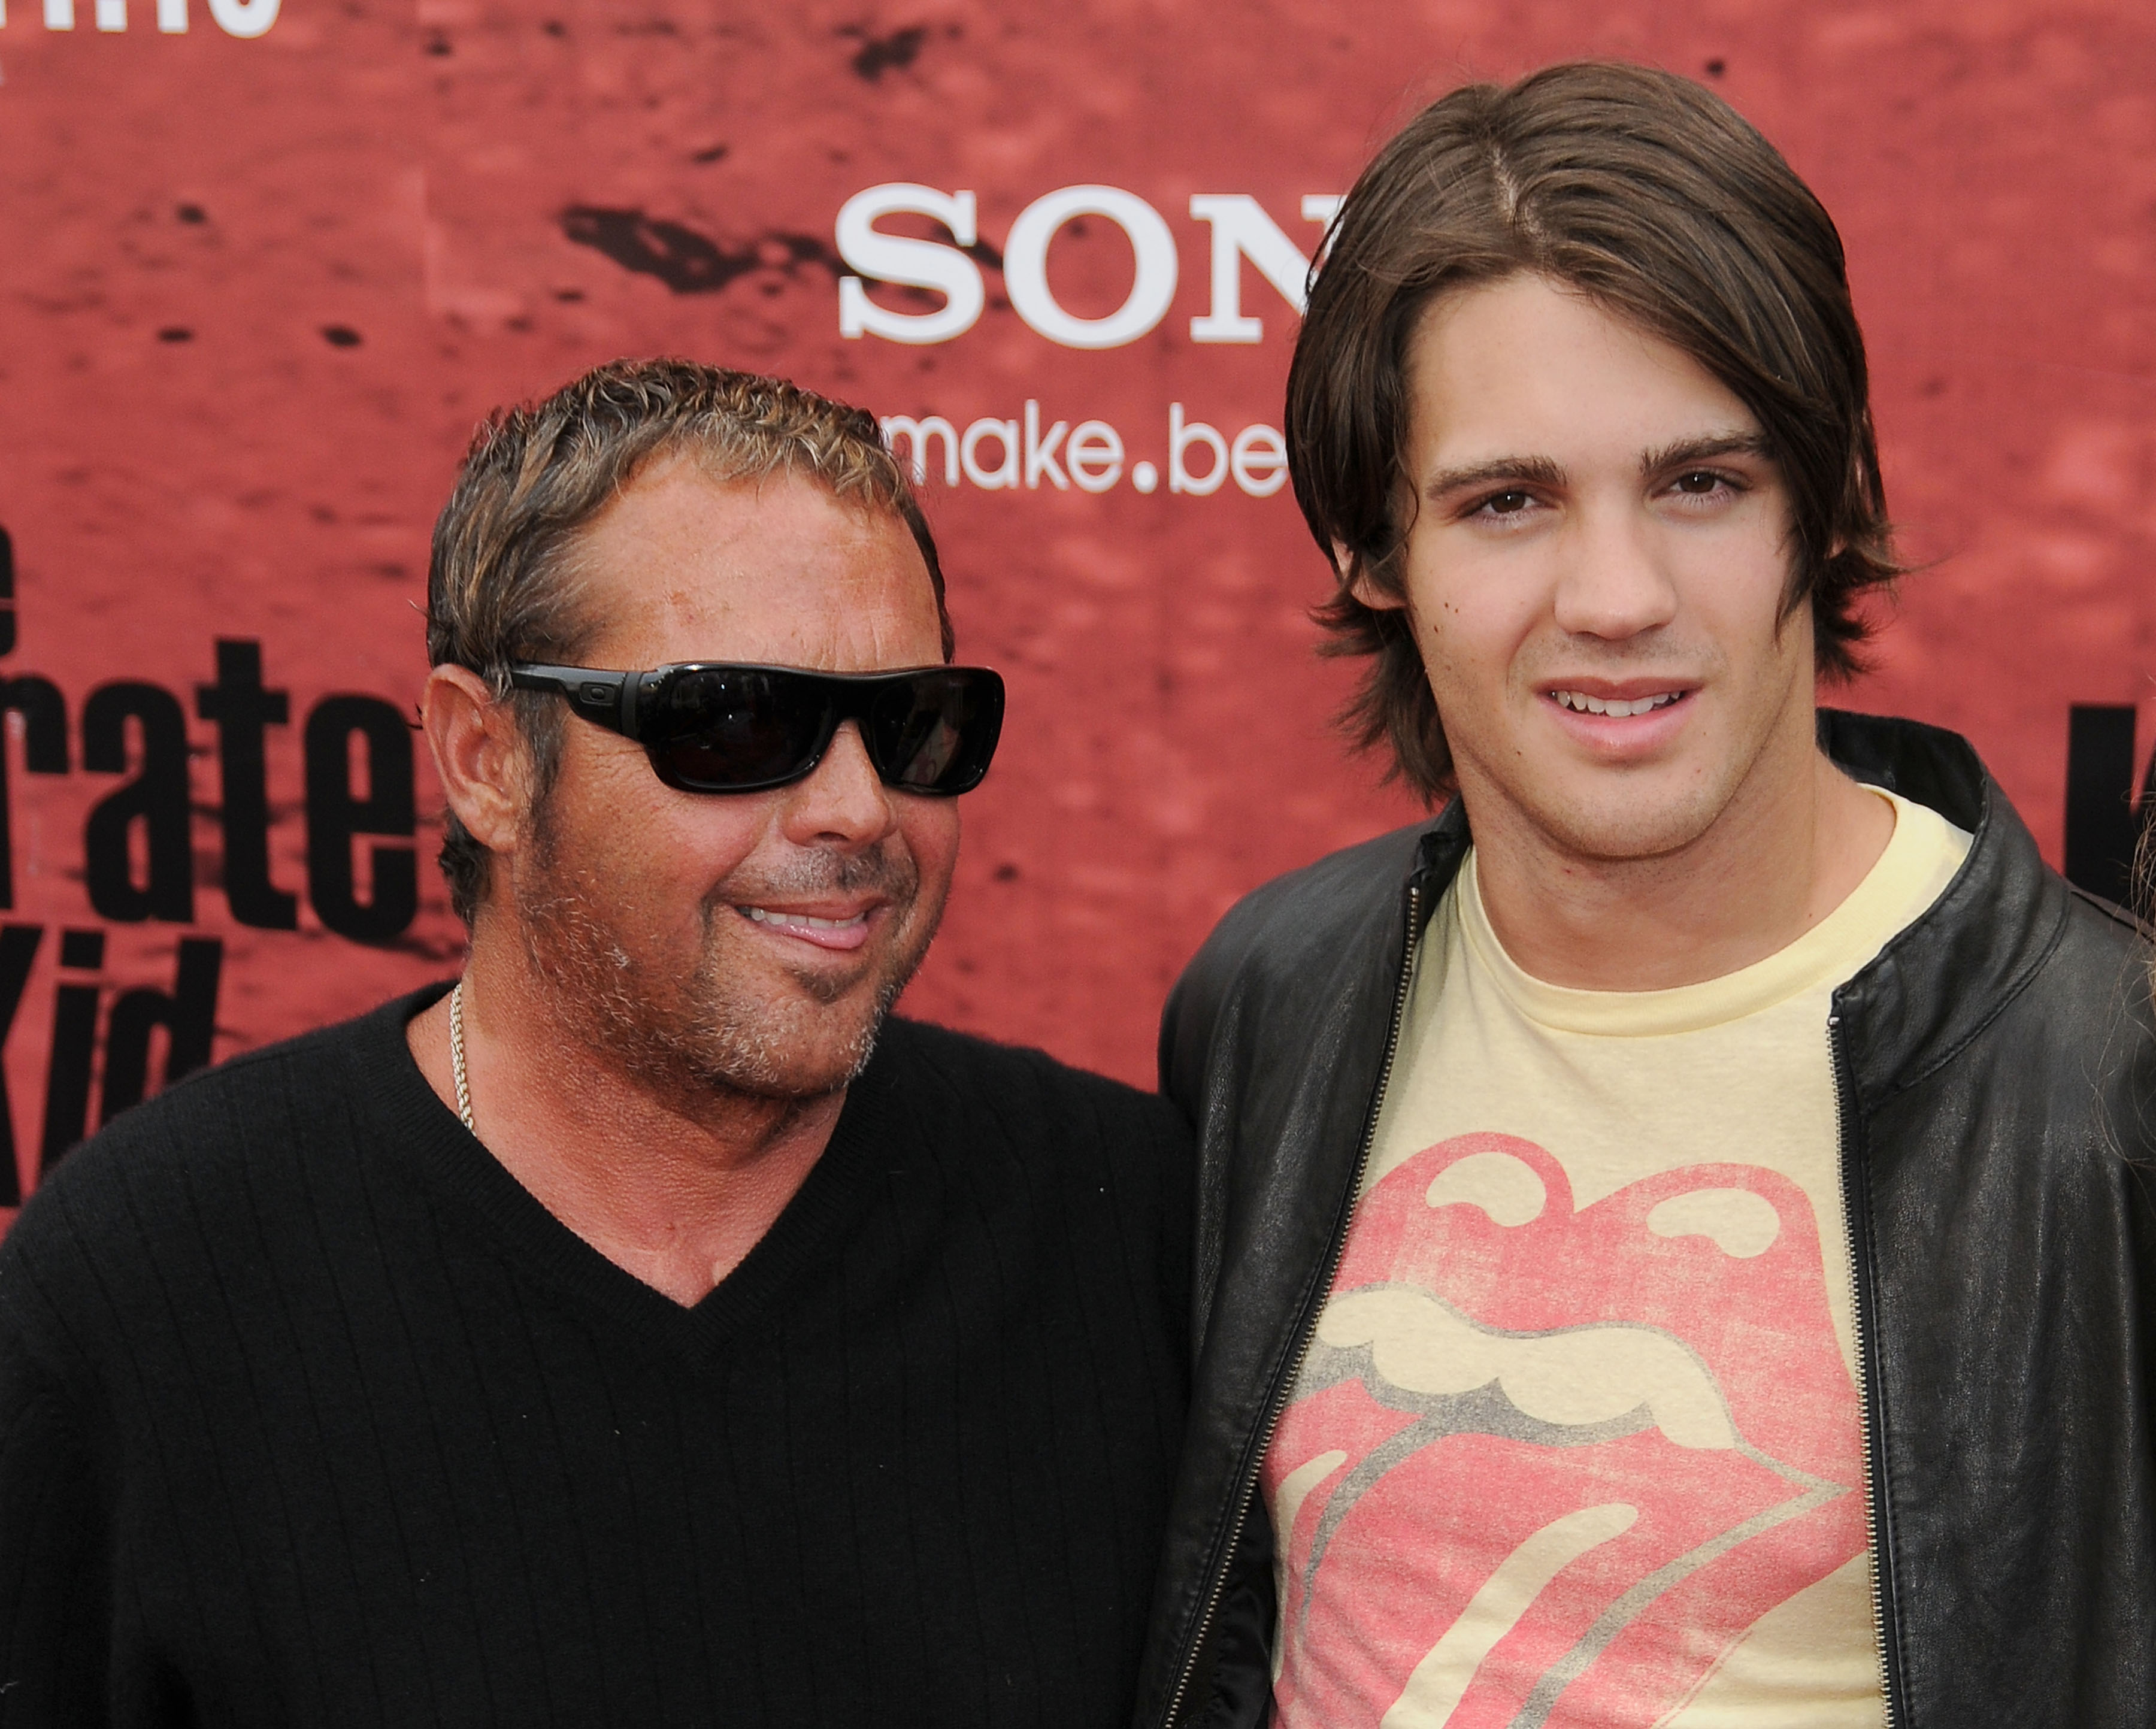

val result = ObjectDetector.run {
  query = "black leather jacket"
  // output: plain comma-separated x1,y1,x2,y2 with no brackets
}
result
1137,711,2156,1729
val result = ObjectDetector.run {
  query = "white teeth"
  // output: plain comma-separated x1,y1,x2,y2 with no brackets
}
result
1552,690,1682,718
742,906,866,929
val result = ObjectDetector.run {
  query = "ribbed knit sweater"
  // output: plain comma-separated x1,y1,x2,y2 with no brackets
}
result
0,988,1194,1727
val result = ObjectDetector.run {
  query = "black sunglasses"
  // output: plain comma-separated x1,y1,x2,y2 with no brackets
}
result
507,661,1005,795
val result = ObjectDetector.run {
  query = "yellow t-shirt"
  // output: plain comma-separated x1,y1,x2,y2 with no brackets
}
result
1262,789,1972,1729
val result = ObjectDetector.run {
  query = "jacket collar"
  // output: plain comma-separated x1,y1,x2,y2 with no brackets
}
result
1817,708,2071,1101
1406,708,2070,1100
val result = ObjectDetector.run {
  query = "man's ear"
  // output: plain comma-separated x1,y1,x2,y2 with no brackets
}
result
1334,541,1407,613
422,664,531,855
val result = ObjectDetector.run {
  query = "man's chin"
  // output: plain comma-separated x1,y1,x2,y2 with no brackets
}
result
1522,782,1734,866
676,934,932,1101
783,953,883,1009
699,995,894,1101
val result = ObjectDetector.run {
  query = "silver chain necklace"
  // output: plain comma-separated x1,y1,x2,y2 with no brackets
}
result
447,979,476,1133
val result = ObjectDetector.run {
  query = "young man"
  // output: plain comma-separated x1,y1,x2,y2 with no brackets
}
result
1137,63,2155,1729
0,361,1192,1725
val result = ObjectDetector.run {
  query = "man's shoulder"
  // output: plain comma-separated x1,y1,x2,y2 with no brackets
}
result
1175,819,1437,1009
2031,880,2155,1041
0,989,437,1337
1932,794,2154,1049
2058,877,2155,958
1874,841,2156,1167
59,986,426,1173
877,1016,1183,1134
868,1020,1192,1295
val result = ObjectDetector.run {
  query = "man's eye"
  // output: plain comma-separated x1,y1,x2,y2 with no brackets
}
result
1479,489,1536,516
1671,471,1726,495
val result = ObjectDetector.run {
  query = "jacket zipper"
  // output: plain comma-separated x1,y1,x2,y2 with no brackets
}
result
1828,1012,1900,1729
1161,879,1426,1729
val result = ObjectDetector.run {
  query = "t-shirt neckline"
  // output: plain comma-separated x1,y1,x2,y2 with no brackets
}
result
1454,788,1971,1037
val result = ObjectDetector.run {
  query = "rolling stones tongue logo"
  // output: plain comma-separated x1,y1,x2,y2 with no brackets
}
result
1264,1133,1866,1729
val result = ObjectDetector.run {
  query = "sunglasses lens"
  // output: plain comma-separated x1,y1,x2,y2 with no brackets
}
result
629,665,1004,795
867,669,1004,794
644,668,829,791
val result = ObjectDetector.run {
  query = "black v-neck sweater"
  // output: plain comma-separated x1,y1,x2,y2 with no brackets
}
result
0,989,1194,1727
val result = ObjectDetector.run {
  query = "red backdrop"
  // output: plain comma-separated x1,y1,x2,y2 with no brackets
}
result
0,0,2152,1227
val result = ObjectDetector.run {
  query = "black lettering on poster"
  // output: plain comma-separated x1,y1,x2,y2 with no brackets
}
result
83,682,196,924
31,930,227,1173
0,676,69,910
2064,705,2156,908
196,639,299,929
41,927,105,1175
305,695,417,944
0,534,435,1192
0,925,41,1206
0,523,14,656
102,937,223,1124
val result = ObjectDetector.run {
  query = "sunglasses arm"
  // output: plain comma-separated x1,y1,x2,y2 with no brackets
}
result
505,665,645,740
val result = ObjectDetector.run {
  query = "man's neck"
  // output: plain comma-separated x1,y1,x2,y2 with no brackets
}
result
1466,742,1895,993
406,946,846,1308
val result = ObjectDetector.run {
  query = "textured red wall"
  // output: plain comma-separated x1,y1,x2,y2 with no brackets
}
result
0,0,2151,1224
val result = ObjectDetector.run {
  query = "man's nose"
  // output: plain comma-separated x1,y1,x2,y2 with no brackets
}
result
1551,505,1680,641
779,719,900,847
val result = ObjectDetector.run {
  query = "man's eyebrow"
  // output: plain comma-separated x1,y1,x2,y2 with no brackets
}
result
1639,432,1774,475
1421,455,1567,500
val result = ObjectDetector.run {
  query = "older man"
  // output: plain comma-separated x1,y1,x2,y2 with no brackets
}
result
0,361,1192,1726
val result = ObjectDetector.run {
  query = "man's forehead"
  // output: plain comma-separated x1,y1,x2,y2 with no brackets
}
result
583,459,891,556
1405,275,1763,462
571,462,938,665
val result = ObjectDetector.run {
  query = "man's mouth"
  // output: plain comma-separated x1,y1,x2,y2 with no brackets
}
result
736,903,877,952
1548,688,1689,718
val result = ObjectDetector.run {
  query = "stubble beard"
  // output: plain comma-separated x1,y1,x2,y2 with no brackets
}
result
511,800,943,1109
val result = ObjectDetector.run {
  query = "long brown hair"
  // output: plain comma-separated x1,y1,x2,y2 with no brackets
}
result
1287,61,1897,800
